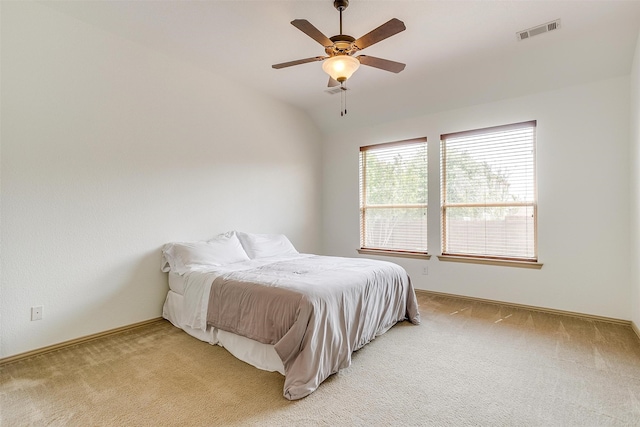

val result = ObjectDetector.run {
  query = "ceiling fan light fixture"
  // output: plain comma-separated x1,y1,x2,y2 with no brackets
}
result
272,2,407,116
322,55,360,82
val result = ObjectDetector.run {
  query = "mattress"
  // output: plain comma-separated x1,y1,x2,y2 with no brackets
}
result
168,272,186,295
162,252,419,399
163,285,285,374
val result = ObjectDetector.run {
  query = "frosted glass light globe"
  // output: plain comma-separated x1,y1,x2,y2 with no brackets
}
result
322,55,360,82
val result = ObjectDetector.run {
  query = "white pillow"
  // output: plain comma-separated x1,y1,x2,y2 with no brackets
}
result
161,233,250,274
236,232,298,259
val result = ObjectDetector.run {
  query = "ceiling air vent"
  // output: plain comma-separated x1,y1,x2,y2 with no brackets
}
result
517,19,561,41
325,87,349,95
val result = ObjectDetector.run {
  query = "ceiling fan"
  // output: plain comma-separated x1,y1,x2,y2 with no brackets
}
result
272,0,406,90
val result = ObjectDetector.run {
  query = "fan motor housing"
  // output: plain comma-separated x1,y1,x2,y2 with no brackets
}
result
326,34,357,56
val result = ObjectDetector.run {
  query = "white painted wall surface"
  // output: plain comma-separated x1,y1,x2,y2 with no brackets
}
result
630,29,640,327
322,77,631,320
0,3,322,358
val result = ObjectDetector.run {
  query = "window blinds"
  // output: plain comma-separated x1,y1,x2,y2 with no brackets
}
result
441,121,537,261
359,138,428,254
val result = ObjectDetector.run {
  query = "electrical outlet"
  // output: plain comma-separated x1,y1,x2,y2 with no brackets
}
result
422,266,428,275
31,306,43,321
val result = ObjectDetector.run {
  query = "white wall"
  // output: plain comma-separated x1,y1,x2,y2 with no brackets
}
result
0,2,322,358
322,76,631,320
630,29,640,328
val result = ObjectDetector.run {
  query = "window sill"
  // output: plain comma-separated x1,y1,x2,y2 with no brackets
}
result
358,249,431,260
437,255,543,269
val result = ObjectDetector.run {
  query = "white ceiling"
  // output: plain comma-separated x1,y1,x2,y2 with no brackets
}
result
44,0,640,132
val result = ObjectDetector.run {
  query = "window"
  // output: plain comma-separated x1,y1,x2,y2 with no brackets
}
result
440,121,537,262
359,138,428,256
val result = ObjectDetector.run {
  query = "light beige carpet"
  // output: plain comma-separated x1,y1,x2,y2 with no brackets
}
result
2,292,640,426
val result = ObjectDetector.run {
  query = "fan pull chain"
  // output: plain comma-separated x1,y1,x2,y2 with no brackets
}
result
340,82,347,117
344,82,347,115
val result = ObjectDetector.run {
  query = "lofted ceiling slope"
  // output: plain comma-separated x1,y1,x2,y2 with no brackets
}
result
43,1,640,132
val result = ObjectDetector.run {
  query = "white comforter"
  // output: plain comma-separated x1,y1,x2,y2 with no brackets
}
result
179,254,317,334
176,254,420,400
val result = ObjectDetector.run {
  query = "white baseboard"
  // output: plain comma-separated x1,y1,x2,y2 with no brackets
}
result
415,289,632,326
0,317,164,366
632,321,640,342
4,295,640,365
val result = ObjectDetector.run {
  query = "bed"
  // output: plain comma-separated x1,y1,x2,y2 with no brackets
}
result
161,231,420,400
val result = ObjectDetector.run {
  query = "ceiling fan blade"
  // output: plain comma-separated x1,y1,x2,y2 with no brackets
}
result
328,77,340,87
357,55,406,73
272,56,327,69
291,19,333,47
354,18,406,50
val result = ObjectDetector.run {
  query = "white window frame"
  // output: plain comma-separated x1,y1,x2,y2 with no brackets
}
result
440,121,538,264
358,137,429,259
